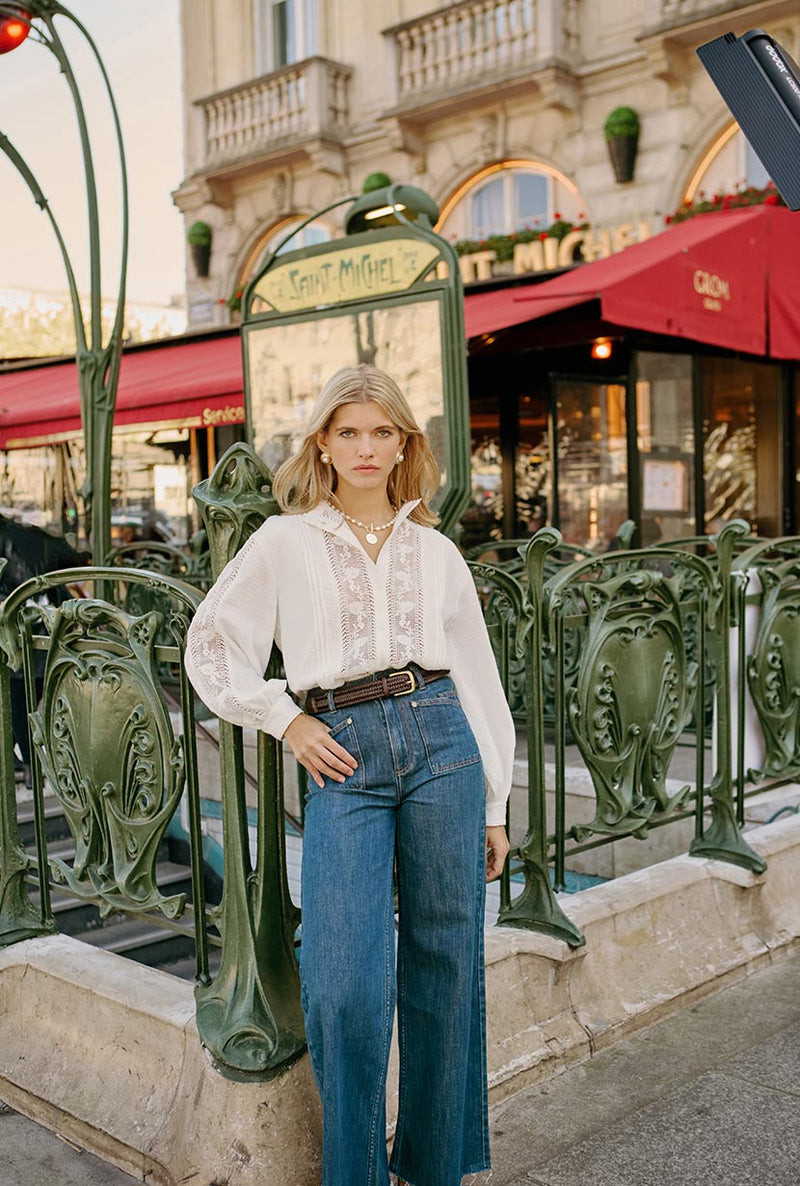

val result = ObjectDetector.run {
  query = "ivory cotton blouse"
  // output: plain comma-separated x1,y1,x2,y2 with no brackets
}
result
184,499,515,826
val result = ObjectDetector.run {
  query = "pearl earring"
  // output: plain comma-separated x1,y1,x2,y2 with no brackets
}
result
395,451,404,463
321,452,331,465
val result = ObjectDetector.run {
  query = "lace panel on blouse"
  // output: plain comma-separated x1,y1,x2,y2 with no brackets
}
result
387,520,424,665
324,533,377,676
187,533,268,725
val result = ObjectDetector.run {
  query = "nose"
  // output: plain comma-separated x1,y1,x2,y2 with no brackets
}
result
357,434,375,457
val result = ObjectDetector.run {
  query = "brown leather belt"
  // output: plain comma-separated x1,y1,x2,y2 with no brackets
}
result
305,667,450,716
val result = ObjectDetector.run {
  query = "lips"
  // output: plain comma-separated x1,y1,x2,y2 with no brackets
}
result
354,466,379,472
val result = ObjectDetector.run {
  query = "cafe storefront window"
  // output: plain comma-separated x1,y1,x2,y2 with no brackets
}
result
635,352,695,543
460,394,503,547
701,356,782,536
554,378,628,548
516,391,551,537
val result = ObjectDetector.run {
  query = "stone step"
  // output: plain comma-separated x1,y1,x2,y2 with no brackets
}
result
16,797,72,846
28,861,195,937
158,947,223,983
79,916,199,968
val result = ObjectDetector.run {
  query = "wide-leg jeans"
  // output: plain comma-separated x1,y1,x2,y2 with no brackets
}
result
299,675,489,1186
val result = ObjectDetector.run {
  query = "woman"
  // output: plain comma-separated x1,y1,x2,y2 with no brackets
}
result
185,364,515,1186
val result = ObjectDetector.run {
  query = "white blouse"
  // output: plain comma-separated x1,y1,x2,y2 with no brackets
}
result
184,499,515,826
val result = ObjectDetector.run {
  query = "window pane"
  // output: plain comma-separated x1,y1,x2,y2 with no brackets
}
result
555,380,628,548
745,137,771,189
460,395,503,547
515,392,550,535
636,352,695,543
514,172,548,228
273,0,294,67
702,357,782,535
470,177,505,239
303,0,317,56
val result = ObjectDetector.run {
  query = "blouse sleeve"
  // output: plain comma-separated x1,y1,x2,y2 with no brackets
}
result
184,525,302,740
444,547,516,827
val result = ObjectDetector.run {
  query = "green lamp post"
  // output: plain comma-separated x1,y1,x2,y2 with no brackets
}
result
0,1,128,566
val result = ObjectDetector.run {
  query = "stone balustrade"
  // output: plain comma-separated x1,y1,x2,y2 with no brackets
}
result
198,57,351,168
388,0,539,101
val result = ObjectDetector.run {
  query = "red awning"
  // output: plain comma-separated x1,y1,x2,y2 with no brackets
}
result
464,204,800,359
0,332,244,448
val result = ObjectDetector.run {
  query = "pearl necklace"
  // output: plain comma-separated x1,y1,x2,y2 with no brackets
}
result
329,503,398,545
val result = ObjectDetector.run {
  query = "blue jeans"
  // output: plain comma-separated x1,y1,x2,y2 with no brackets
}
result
299,674,489,1186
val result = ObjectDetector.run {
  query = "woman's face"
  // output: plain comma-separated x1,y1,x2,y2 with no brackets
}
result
317,400,406,501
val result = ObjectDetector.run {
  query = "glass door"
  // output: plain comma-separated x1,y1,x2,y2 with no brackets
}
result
551,375,629,548
515,391,551,537
701,357,782,536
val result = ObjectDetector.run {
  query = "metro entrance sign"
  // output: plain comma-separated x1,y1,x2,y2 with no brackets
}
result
240,185,472,535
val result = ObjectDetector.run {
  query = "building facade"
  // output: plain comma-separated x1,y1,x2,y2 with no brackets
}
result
174,0,798,323
172,1,800,549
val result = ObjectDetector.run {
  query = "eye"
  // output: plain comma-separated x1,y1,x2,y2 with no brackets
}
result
376,429,393,438
338,429,354,437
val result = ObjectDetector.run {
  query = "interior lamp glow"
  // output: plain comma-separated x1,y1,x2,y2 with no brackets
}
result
0,8,30,53
591,338,613,360
364,203,408,220
345,181,439,234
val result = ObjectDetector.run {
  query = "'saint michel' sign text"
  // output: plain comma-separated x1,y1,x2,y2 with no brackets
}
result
253,239,441,313
458,220,654,282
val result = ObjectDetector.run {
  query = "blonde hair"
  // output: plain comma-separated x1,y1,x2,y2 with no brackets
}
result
272,365,441,526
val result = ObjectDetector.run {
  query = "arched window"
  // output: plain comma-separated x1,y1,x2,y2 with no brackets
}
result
239,215,336,290
470,171,550,238
438,163,584,243
264,216,332,257
685,125,771,203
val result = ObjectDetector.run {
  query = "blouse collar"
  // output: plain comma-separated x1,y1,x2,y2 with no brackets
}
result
303,499,421,532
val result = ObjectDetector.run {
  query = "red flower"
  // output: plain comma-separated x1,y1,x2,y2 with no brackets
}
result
664,214,673,225
554,211,562,219
721,195,731,209
764,193,780,205
538,231,548,241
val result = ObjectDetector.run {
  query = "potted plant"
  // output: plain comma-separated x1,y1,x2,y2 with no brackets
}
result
187,220,212,278
604,107,640,184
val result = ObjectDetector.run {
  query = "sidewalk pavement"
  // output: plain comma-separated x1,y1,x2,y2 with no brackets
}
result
3,947,800,1185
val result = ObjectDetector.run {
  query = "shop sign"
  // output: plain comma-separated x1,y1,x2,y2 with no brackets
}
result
458,220,653,283
693,269,731,312
252,239,441,313
201,404,246,427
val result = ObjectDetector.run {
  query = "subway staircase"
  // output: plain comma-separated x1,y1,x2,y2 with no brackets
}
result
16,790,222,982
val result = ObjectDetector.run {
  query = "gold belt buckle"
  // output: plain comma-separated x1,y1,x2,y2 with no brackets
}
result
392,668,417,696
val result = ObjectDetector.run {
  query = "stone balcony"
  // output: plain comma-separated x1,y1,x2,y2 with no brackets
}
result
641,0,797,39
637,0,797,100
194,56,352,179
382,0,580,126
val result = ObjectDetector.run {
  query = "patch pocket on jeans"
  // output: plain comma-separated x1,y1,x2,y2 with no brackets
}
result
320,714,365,789
410,696,482,774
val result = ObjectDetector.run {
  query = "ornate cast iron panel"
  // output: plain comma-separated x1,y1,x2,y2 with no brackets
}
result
29,599,186,919
567,572,695,840
191,444,306,1080
745,557,800,780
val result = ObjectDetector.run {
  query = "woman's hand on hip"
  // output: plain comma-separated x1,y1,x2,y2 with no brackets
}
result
485,825,509,882
283,712,358,788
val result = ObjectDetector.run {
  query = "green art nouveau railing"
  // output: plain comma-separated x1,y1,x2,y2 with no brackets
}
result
0,443,305,1083
470,520,793,948
1,441,799,1079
